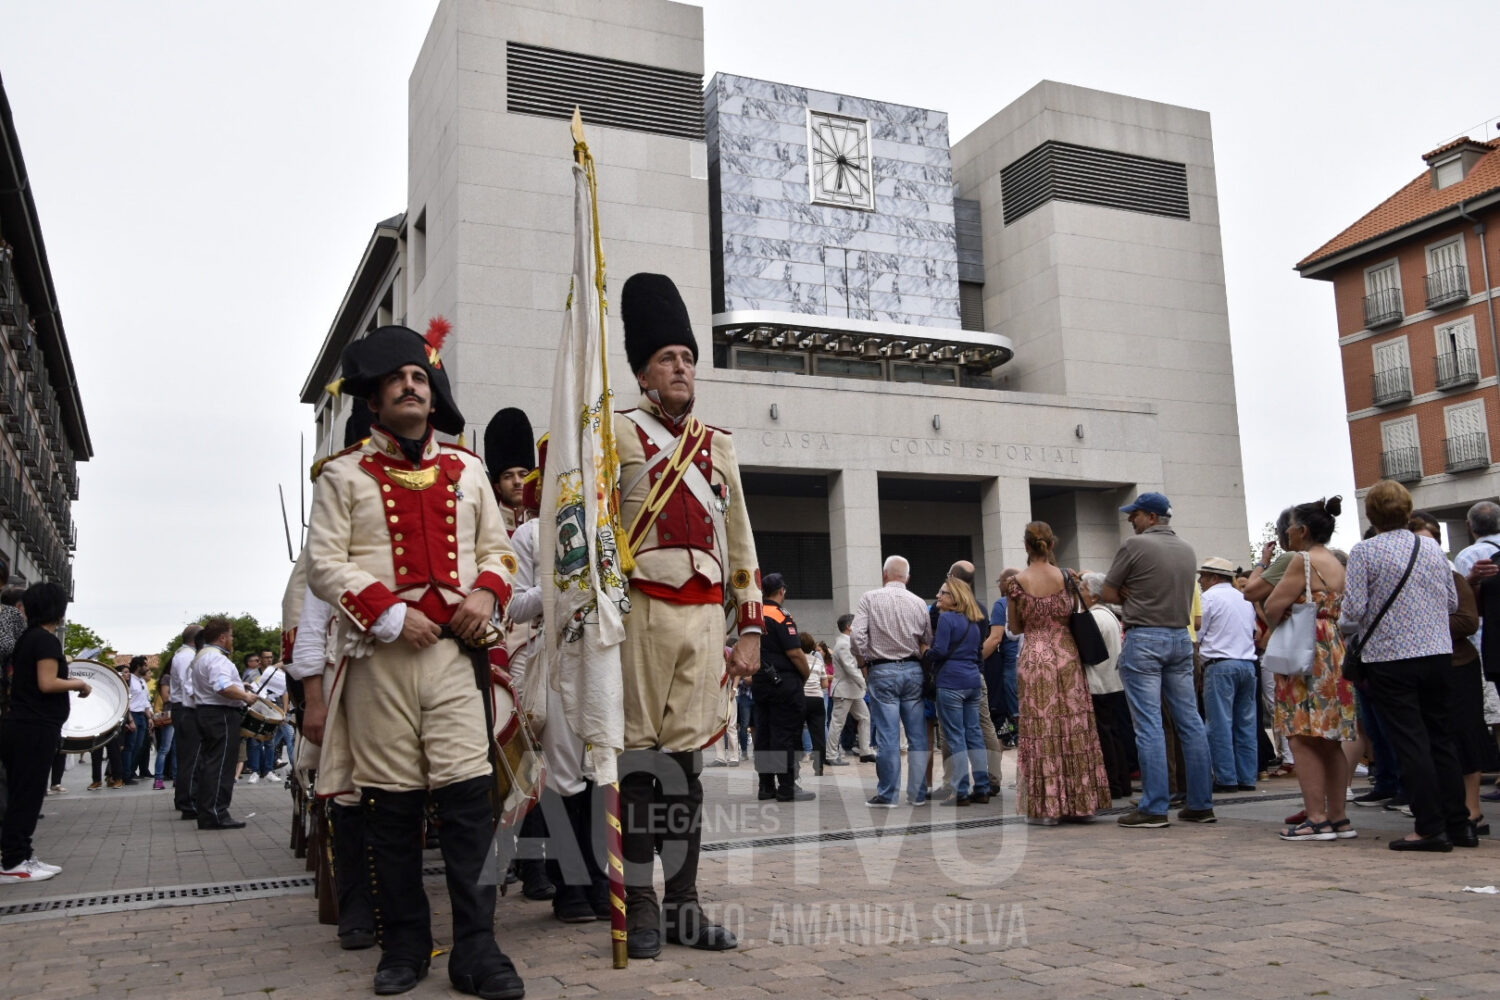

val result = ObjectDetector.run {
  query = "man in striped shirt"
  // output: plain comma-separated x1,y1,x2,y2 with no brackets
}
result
851,555,932,807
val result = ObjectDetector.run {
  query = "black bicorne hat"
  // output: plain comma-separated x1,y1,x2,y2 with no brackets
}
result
622,273,698,374
338,322,464,435
343,404,377,449
483,407,535,480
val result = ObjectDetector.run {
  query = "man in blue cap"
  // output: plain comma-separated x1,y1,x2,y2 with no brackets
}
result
1101,492,1214,829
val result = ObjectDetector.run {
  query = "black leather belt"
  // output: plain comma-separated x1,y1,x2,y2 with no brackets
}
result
866,657,915,667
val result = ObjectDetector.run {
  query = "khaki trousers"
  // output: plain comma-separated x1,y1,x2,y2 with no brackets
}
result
621,593,728,752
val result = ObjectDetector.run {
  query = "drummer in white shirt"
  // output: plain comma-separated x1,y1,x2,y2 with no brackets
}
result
189,617,260,830
168,624,203,819
255,657,293,780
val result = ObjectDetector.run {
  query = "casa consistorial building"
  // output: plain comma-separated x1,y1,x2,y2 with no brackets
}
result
302,0,1248,636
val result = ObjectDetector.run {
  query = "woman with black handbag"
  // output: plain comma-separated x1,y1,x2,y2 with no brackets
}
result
1339,481,1467,851
1005,522,1111,825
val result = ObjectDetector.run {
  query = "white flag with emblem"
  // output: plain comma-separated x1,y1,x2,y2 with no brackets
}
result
537,114,631,785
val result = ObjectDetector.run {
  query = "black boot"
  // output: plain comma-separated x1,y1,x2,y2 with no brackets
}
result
330,802,376,950
661,751,736,952
431,776,524,1000
516,804,555,900
549,786,605,923
362,787,432,993
619,750,662,959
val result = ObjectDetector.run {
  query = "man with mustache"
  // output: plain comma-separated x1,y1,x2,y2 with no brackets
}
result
613,273,763,960
306,323,523,1000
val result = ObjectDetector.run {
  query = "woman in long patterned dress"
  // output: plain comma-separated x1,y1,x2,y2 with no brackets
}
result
1006,521,1112,825
1264,496,1355,841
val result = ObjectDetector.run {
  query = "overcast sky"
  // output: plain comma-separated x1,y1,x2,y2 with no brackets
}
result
3,1,1496,652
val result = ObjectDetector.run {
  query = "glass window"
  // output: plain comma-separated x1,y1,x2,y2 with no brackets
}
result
730,349,807,374
890,364,958,385
812,356,884,379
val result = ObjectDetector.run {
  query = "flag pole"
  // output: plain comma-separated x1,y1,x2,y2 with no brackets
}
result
571,107,629,971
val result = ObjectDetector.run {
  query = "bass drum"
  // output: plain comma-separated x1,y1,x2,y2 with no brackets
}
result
59,659,129,753
491,668,544,826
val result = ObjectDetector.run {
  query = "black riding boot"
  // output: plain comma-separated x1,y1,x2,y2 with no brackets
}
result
619,749,663,958
362,787,431,994
548,784,608,923
516,802,555,901
330,802,375,949
431,776,524,1000
661,751,736,951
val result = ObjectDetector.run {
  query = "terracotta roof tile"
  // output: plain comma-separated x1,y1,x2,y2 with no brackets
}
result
1297,138,1500,271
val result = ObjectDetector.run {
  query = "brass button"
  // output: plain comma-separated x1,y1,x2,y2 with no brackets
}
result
382,484,391,493
447,499,455,508
395,547,404,556
447,534,455,543
390,515,399,524
398,567,408,575
447,552,456,560
386,499,395,508
394,533,404,542
450,571,459,579
446,516,454,525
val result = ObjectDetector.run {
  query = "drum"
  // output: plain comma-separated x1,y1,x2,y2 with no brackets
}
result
59,659,129,753
491,668,544,826
241,698,287,741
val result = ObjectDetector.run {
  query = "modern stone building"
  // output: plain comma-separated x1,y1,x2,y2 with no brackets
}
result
301,0,1248,634
0,76,90,592
1297,137,1500,545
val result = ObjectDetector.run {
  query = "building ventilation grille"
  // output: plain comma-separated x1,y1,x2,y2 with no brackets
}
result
999,141,1190,225
506,42,704,141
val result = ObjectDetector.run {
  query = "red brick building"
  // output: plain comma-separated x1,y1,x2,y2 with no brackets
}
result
1297,137,1500,543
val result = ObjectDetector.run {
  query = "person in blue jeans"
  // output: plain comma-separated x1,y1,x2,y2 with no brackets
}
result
931,579,990,805
981,574,1022,746
121,658,152,786
851,556,933,807
1195,557,1260,791
1102,492,1215,828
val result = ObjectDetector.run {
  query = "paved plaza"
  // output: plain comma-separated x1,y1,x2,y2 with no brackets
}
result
2,756,1498,999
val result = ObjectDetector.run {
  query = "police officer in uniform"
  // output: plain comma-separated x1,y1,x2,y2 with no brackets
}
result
753,574,813,801
306,323,523,1000
614,273,763,960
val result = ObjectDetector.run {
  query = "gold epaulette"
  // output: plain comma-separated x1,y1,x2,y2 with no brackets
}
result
310,439,368,481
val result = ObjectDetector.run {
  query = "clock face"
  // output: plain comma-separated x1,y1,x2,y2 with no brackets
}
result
808,111,873,210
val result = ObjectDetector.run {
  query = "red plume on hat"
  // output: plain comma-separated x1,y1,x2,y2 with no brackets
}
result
425,316,451,369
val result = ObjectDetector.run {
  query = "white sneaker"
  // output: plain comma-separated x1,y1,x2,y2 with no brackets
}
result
28,857,61,874
0,859,57,884
246,774,259,784
1346,786,1356,801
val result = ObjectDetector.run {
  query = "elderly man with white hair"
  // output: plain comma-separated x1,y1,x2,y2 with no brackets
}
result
851,555,933,807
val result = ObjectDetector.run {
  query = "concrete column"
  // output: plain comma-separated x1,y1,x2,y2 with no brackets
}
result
981,475,1031,587
829,468,881,615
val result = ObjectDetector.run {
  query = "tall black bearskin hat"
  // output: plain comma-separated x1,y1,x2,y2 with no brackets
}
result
343,403,377,449
337,319,464,435
483,407,535,481
622,272,698,374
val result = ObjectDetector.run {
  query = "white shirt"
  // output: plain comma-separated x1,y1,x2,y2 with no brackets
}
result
802,650,826,698
1453,532,1500,578
259,665,288,704
128,673,150,713
169,644,198,708
288,585,333,681
1197,581,1258,661
507,518,542,625
1083,605,1125,696
192,646,245,708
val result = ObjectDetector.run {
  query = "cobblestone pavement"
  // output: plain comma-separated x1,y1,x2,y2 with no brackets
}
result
2,756,1498,999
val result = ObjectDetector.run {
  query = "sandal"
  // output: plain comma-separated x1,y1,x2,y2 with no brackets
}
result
1269,764,1296,778
1329,818,1358,840
1279,819,1335,841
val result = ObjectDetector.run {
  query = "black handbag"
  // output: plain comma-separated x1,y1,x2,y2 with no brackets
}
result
1342,536,1420,684
1066,572,1110,667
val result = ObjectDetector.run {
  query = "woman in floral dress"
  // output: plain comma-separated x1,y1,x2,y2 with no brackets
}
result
1006,521,1112,825
1265,496,1355,841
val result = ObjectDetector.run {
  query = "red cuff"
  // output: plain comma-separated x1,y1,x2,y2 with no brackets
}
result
339,582,401,632
281,628,297,664
736,601,764,631
473,570,512,611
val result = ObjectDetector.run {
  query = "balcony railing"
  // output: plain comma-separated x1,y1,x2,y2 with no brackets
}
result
1364,286,1404,328
1425,265,1469,310
1435,348,1481,389
1445,432,1491,473
1372,366,1413,406
1380,447,1423,482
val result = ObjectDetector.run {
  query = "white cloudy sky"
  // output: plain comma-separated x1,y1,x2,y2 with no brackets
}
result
2,0,1495,652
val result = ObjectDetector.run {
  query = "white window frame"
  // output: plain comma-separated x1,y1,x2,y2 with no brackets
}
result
1443,398,1490,469
1379,415,1421,479
1433,315,1479,364
1364,258,1402,298
1433,156,1465,190
1424,234,1469,302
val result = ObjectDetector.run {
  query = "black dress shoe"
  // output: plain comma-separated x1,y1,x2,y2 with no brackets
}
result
776,785,815,802
374,962,428,995
452,964,525,1000
198,817,247,830
1212,783,1240,794
627,927,662,959
859,754,878,763
179,810,198,821
552,886,596,924
338,929,376,950
1449,824,1481,848
665,919,738,951
1388,833,1453,853
1237,785,1257,792
757,788,777,801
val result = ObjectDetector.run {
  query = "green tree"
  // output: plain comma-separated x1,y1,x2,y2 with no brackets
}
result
1251,520,1280,568
158,612,282,679
64,621,115,662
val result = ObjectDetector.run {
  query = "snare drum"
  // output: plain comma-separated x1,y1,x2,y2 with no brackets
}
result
59,659,129,753
491,669,544,825
241,698,287,742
